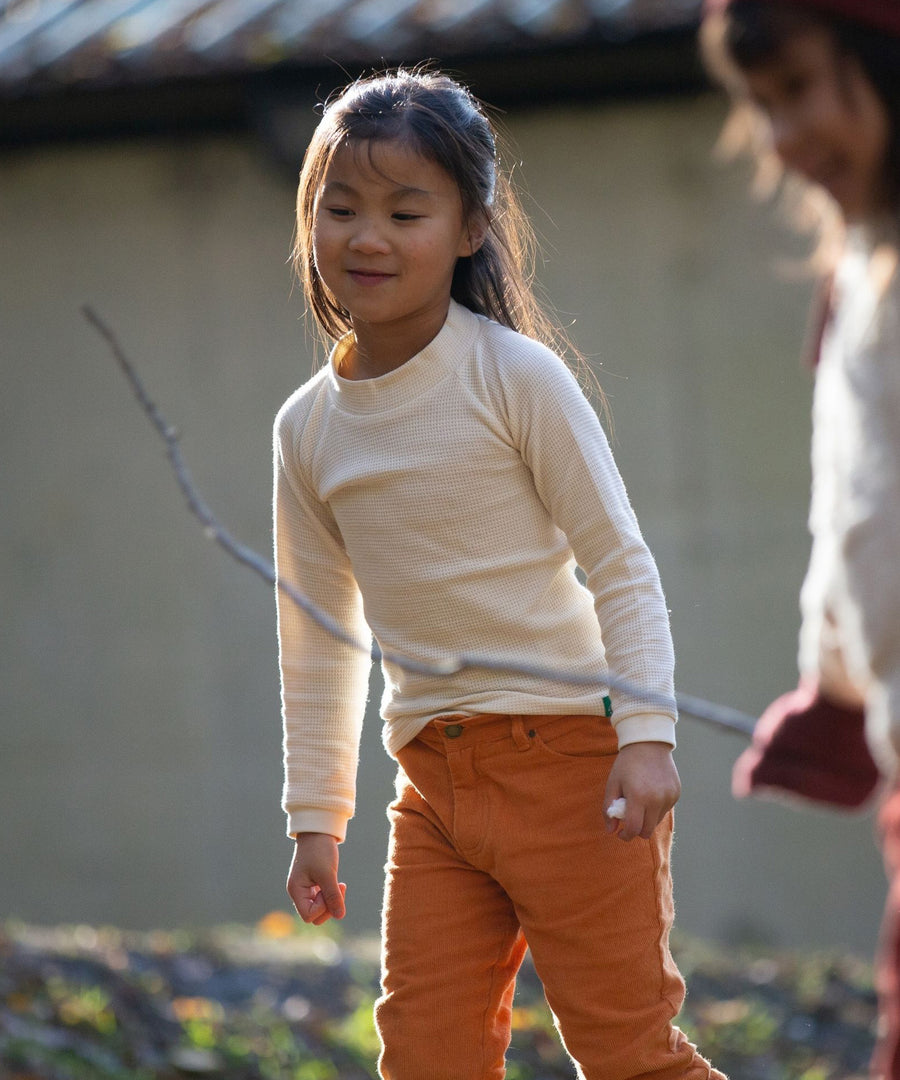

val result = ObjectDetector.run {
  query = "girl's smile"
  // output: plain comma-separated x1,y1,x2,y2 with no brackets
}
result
348,269,394,285
742,27,890,222
312,139,481,378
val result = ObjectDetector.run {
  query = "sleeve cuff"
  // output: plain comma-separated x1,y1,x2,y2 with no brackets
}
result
286,808,348,842
614,713,677,750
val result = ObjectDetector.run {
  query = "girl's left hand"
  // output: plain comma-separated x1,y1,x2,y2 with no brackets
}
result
604,743,681,841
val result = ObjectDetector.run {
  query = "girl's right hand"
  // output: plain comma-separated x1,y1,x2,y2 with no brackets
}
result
287,833,347,924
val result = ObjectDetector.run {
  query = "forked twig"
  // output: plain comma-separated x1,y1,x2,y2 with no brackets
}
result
81,304,364,652
82,304,756,739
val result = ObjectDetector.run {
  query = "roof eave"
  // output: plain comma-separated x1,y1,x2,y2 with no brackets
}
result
0,26,708,152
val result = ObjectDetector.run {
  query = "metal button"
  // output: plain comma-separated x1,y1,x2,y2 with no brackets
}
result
444,724,464,738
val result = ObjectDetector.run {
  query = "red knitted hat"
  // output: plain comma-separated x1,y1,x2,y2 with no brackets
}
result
703,0,900,37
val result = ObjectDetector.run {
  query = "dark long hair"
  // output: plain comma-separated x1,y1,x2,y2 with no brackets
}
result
702,2,900,214
292,67,584,370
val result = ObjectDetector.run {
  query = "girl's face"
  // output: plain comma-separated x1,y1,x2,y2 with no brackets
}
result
312,138,480,362
742,26,891,222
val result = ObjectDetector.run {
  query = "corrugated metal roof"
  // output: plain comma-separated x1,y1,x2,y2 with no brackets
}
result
0,0,702,95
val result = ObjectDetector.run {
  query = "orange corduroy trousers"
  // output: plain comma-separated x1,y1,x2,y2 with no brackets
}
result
374,712,725,1080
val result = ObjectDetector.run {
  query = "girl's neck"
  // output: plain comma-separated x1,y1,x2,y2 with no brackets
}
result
338,302,452,381
847,207,900,247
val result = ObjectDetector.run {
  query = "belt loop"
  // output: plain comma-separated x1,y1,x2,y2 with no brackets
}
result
511,716,533,751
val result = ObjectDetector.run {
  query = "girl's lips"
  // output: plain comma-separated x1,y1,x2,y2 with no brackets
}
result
348,269,394,285
807,156,849,200
812,161,840,189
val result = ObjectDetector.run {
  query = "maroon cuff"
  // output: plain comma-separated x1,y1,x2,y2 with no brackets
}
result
732,680,880,809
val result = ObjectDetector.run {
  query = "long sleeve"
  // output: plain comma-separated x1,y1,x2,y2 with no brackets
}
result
273,300,676,783
489,346,677,747
274,397,372,840
797,347,864,706
834,249,900,770
796,232,900,774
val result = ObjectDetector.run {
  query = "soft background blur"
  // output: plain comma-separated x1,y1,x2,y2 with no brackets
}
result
0,0,887,954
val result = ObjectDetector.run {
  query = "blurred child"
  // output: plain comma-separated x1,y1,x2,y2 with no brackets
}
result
701,1,900,1073
274,67,725,1080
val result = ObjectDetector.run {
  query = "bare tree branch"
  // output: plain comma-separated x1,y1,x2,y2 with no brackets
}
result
82,304,755,739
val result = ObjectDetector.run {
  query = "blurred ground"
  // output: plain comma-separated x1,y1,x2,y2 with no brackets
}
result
0,918,878,1079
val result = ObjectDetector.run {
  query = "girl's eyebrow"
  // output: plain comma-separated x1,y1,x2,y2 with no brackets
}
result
322,179,433,199
390,186,432,199
321,180,356,196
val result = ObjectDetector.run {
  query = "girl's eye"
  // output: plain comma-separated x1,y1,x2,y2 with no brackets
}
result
326,207,353,218
392,213,422,221
749,90,774,116
782,73,810,99
749,72,807,118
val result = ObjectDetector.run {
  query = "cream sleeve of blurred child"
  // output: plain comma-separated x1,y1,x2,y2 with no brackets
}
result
797,227,900,775
274,300,678,840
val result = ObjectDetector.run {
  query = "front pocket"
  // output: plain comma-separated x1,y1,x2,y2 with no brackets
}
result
530,714,618,760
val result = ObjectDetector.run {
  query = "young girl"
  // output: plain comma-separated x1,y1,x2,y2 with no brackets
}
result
274,68,724,1080
701,1,900,1073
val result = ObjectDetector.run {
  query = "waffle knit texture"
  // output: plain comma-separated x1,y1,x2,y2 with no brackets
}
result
274,300,677,840
798,224,900,776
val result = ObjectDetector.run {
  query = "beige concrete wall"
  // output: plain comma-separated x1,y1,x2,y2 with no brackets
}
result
0,92,886,954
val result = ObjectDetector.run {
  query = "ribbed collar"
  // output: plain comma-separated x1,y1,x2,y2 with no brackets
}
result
326,300,480,415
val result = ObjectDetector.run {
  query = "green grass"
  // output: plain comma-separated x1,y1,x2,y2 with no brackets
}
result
0,919,878,1079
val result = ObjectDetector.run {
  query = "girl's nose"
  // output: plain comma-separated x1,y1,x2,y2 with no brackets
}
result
348,219,390,254
770,110,801,167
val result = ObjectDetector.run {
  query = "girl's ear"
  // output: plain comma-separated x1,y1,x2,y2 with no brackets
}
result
460,212,490,257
